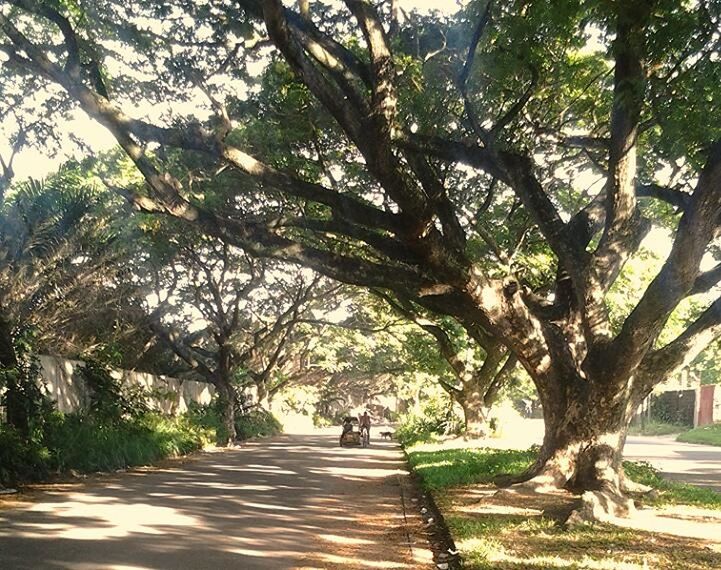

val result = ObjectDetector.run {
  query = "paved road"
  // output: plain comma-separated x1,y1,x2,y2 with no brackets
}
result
0,433,433,570
624,434,721,492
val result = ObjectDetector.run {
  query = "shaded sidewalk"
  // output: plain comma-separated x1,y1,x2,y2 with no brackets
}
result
0,432,434,569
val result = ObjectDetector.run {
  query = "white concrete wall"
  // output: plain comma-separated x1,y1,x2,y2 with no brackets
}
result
38,355,214,415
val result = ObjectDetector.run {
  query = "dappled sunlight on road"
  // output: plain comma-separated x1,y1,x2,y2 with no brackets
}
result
0,432,432,569
0,498,201,540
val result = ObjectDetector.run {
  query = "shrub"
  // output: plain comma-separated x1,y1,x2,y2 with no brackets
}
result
235,408,283,440
41,411,210,473
78,360,149,422
186,400,282,442
395,398,463,447
676,423,721,446
0,424,49,486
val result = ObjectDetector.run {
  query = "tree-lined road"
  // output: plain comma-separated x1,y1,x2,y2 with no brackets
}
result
0,433,433,570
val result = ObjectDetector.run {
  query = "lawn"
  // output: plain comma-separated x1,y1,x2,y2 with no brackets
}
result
627,420,687,436
407,443,721,570
677,423,721,446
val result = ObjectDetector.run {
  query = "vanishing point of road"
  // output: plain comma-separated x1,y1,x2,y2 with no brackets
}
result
0,431,434,570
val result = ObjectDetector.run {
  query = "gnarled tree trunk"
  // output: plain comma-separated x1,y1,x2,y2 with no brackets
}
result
456,389,489,436
215,378,237,446
510,378,643,522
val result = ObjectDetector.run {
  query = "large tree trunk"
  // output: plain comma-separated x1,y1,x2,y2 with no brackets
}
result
509,379,641,522
457,390,489,437
215,379,237,446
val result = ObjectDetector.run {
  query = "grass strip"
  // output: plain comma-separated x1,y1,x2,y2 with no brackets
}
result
677,423,721,447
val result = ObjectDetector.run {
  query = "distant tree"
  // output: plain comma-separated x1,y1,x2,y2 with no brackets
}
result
377,291,515,433
142,227,322,444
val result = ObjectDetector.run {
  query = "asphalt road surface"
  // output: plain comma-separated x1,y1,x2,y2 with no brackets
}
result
0,432,433,570
624,434,721,492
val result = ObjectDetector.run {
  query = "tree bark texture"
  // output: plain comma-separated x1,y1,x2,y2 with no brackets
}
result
457,389,489,436
215,378,237,446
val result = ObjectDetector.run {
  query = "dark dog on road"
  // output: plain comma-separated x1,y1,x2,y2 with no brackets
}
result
379,431,393,440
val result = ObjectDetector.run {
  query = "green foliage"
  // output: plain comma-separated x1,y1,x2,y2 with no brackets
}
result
677,423,721,447
234,408,283,440
407,443,721,509
41,411,209,474
0,330,53,439
78,360,149,422
395,397,463,446
0,424,49,486
0,410,210,486
442,511,721,570
186,401,282,442
622,460,721,509
627,420,686,436
185,401,222,432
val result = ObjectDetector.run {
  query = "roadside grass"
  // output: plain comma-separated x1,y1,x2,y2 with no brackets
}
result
408,444,721,509
1,412,212,486
627,420,687,436
677,423,721,447
2,403,285,486
406,446,535,490
622,460,721,508
407,443,721,570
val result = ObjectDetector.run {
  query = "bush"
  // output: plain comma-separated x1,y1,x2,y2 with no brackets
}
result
78,360,149,422
235,408,283,440
628,420,686,436
42,411,210,473
187,400,282,442
1,410,211,485
0,424,49,486
395,398,463,447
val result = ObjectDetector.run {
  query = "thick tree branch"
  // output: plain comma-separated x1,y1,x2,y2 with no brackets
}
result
262,0,366,146
607,139,721,380
585,3,653,324
639,296,721,392
458,0,492,89
345,0,397,137
691,263,721,295
149,321,215,382
483,352,517,407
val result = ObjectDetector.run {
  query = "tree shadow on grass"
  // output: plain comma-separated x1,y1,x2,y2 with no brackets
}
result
443,484,721,570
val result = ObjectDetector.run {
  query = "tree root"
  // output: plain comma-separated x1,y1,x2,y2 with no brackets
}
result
566,487,636,525
492,463,543,488
620,471,653,494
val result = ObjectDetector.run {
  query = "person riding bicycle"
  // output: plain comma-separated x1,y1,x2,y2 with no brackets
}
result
358,411,371,444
